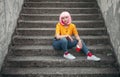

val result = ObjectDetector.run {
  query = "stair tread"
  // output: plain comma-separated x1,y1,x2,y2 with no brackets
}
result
20,13,101,16
22,7,99,14
11,45,112,50
23,7,98,9
12,35,110,46
16,28,106,30
12,45,111,50
7,55,114,62
13,35,109,39
6,54,116,68
2,67,119,75
18,20,103,23
24,0,96,2
24,2,97,8
24,2,96,3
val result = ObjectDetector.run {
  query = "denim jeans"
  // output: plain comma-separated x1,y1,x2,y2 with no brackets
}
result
52,38,89,55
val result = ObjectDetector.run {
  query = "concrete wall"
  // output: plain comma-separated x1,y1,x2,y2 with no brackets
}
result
0,0,24,70
97,0,120,67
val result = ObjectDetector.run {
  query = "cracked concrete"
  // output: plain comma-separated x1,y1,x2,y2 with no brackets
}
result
97,0,120,68
0,0,24,70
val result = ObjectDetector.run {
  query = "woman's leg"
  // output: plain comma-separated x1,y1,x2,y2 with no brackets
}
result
52,38,76,60
53,38,78,51
80,40,90,55
67,40,78,49
80,40,101,61
65,39,90,54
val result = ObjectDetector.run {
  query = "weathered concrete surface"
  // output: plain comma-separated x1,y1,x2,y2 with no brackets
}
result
97,0,120,68
0,0,24,70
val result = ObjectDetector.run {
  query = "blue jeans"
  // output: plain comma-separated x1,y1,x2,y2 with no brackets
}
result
52,38,89,55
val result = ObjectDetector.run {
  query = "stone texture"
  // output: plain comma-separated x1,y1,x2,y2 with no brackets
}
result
1,0,120,77
0,0,24,70
2,67,119,77
97,0,120,69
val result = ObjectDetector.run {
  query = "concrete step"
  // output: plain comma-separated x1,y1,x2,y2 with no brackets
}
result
2,67,119,77
20,14,102,21
9,45,113,56
2,0,120,77
23,2,98,8
15,27,107,36
25,0,97,2
13,35,110,45
17,20,104,28
22,7,100,14
6,55,116,68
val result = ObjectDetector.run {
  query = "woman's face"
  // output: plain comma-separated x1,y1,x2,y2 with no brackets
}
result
61,16,69,25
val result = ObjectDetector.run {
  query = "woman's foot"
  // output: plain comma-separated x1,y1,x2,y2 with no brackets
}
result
63,52,76,60
87,55,101,61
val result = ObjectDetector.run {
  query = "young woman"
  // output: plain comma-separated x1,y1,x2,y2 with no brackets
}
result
52,11,101,61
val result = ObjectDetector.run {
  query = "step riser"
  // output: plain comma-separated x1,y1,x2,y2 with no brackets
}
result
2,74,119,77
22,8,99,14
13,38,110,45
18,22,104,28
25,0,97,2
6,60,115,68
20,15,102,20
24,3,98,8
10,48,113,56
15,29,107,36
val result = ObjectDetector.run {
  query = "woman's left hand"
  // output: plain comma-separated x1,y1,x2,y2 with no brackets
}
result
66,35,74,42
78,40,82,48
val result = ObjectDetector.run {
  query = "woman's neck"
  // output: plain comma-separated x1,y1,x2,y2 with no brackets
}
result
64,25,69,28
63,23,69,27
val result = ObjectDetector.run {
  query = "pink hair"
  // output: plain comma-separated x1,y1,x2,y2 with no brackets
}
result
59,11,72,25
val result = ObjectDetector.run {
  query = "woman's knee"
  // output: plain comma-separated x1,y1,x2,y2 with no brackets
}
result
60,38,68,44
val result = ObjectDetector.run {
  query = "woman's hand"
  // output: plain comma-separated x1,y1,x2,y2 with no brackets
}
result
77,40,82,48
66,35,74,42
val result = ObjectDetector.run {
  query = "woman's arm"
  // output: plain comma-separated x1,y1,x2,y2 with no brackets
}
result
55,34,73,42
55,34,68,39
75,35,82,48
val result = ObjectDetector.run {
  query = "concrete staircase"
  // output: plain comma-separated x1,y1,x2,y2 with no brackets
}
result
1,0,120,77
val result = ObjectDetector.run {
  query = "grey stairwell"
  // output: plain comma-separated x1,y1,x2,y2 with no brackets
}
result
1,0,120,77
